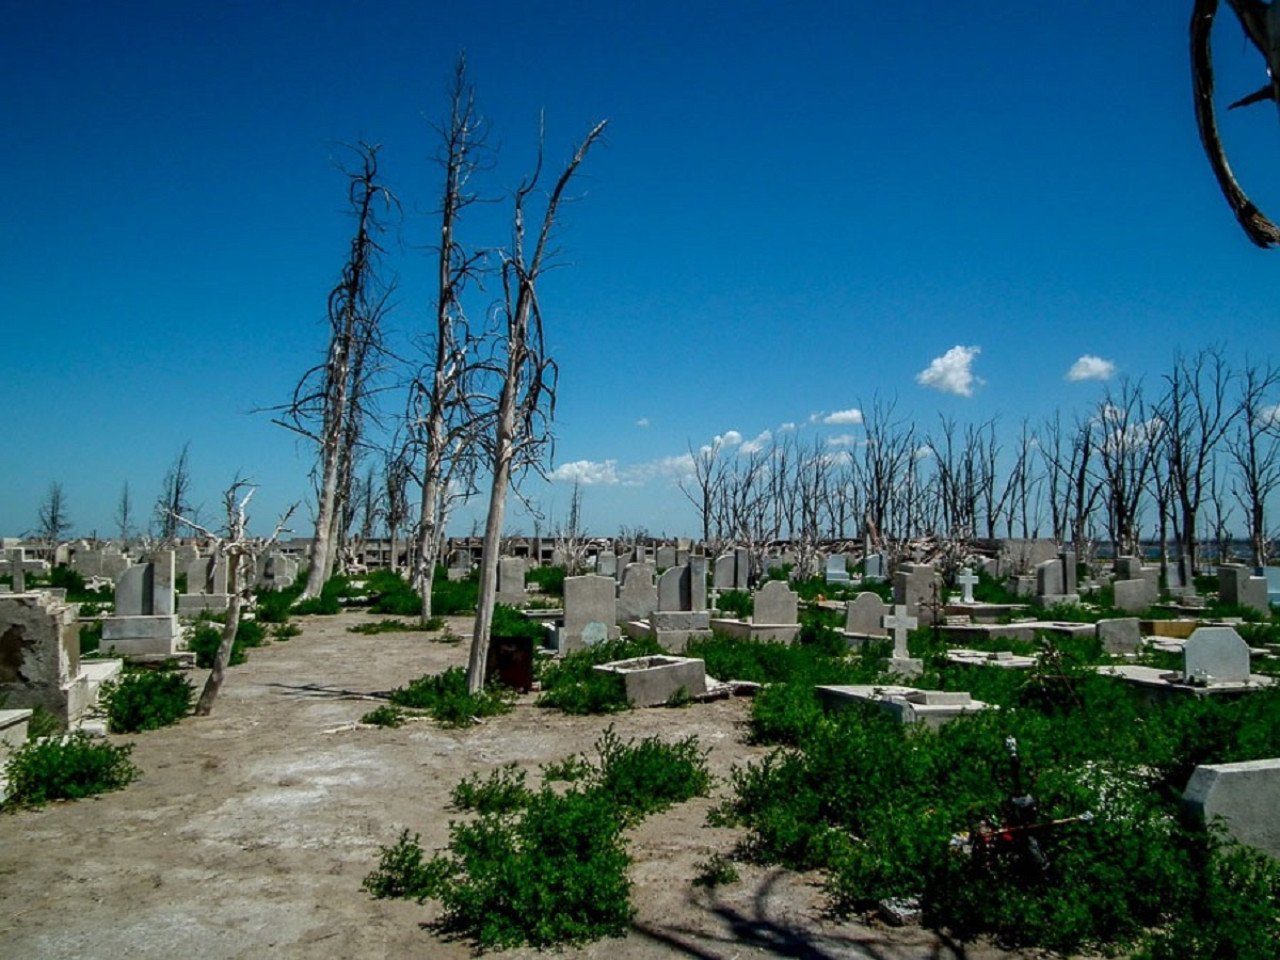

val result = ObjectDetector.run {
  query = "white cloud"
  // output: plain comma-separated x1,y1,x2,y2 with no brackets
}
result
715,430,743,448
739,430,772,455
550,459,620,486
827,434,856,447
635,417,650,428
778,421,797,433
823,408,864,425
1260,404,1280,427
1066,354,1116,382
916,345,982,397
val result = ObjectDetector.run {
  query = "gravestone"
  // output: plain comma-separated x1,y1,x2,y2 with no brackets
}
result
863,552,886,583
957,567,978,604
656,566,688,612
753,580,798,625
102,551,180,657
496,556,527,606
1035,557,1065,598
1218,564,1270,617
6,549,25,593
1,592,120,723
1113,578,1158,613
655,544,677,570
1096,617,1142,655
845,592,889,638
689,556,708,611
596,552,618,578
894,563,937,622
713,553,735,591
1183,626,1251,685
1059,549,1078,595
561,574,618,653
618,563,658,622
883,604,922,677
1184,758,1280,857
825,555,851,585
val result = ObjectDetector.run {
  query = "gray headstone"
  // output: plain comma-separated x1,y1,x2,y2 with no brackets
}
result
656,566,687,612
825,554,851,584
1059,549,1077,595
882,604,918,660
734,547,750,590
656,545,677,570
1096,617,1142,655
1183,626,1251,685
713,553,735,591
1184,759,1280,857
1035,558,1064,597
863,552,885,582
893,563,936,620
115,563,151,617
1113,577,1157,613
618,563,658,621
564,575,618,636
151,550,175,616
957,567,978,604
1218,564,1270,617
689,556,708,612
753,580,798,626
845,592,889,637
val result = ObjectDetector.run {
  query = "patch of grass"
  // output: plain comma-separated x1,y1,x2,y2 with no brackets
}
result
347,617,444,635
387,666,515,727
715,589,752,618
3,731,139,807
431,568,478,615
693,853,740,888
100,668,193,733
525,563,566,597
291,575,351,616
450,763,533,815
188,621,254,668
491,602,548,641
360,704,407,728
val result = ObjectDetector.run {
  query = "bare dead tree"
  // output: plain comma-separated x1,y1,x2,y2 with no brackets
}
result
467,118,608,693
678,438,727,549
1094,380,1162,559
409,55,493,621
1041,411,1101,556
1227,359,1280,565
1190,0,1280,246
114,481,134,543
383,445,414,573
1158,347,1238,572
858,396,916,549
36,481,72,553
153,442,195,541
174,479,297,715
554,478,588,576
275,143,396,598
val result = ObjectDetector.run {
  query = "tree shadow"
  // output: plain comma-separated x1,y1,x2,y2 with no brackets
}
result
631,868,971,960
262,680,385,701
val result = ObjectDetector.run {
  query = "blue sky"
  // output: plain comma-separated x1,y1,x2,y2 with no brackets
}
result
4,2,1279,540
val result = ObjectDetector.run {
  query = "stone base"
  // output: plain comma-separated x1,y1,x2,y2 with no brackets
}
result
177,594,231,616
0,708,32,751
101,615,181,658
1184,759,1280,857
594,655,707,707
622,618,712,654
1098,664,1274,703
817,684,989,729
946,649,1037,670
710,618,799,643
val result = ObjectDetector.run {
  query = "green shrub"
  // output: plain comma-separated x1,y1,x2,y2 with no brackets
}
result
589,726,713,820
693,854,740,888
100,669,193,733
387,666,514,727
291,574,350,615
525,563,566,597
716,589,753,618
189,622,249,668
254,578,305,623
79,620,102,655
363,569,423,616
25,707,63,740
490,602,548,640
361,829,448,901
360,704,407,727
272,622,301,641
3,731,139,807
451,763,533,814
431,568,478,615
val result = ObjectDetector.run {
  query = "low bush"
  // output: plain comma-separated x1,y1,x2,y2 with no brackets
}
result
188,618,264,668
490,602,548,640
431,568,478,615
100,669,193,733
715,589,752,618
291,575,349,616
3,731,138,807
347,617,444,635
364,569,423,616
525,563,566,597
387,666,514,727
365,728,713,950
360,704,407,728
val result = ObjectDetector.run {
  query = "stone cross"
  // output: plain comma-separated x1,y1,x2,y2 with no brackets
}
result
882,604,918,659
958,567,978,604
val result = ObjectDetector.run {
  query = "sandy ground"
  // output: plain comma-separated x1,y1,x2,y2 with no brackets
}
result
0,611,1040,959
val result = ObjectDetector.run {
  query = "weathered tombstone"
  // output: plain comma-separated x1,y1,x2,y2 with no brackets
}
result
618,563,658,622
1113,578,1158,613
496,556,527,606
596,551,617,578
713,553,735,591
957,567,978,604
893,563,937,621
845,592,889,638
656,566,688,612
1183,758,1280,857
1183,626,1251,685
102,552,181,657
825,554,851,585
561,574,618,653
882,604,922,677
689,556,708,612
863,552,886,583
733,547,750,590
1218,564,1270,617
1096,617,1142,655
655,544,677,570
1113,556,1144,581
753,580,798,625
1035,558,1065,598
6,549,26,593
1059,549,1078,596
1,593,120,722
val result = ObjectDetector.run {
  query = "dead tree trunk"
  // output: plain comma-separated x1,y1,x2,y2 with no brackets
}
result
468,118,607,694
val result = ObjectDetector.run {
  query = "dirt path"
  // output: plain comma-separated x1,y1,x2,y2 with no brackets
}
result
0,612,1036,959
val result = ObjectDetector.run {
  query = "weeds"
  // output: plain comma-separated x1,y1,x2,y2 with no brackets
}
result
347,617,444,635
536,636,664,715
387,666,514,727
3,731,138,807
360,704,407,728
100,668,193,733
